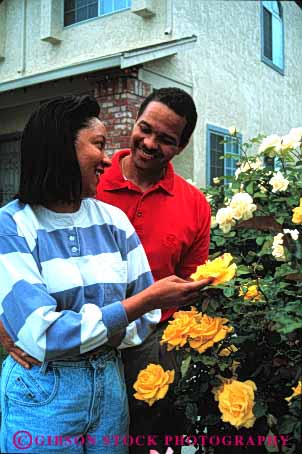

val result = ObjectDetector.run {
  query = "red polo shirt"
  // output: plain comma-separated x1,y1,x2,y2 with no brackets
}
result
96,149,211,321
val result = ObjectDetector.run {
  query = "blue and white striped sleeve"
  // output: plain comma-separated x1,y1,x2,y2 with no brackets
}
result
0,231,129,361
114,214,161,349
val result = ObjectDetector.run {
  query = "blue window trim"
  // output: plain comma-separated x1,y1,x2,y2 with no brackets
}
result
206,124,242,186
64,0,131,28
260,1,285,75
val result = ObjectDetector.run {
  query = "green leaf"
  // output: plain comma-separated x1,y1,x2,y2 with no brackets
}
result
214,236,226,246
181,356,191,378
254,400,267,417
236,265,251,275
256,236,265,246
265,431,280,453
223,287,235,297
279,415,297,434
246,182,254,194
185,402,198,422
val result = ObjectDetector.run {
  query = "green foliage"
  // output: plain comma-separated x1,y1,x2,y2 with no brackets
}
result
174,132,302,453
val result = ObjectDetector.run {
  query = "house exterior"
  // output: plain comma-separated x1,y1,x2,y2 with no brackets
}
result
0,0,302,207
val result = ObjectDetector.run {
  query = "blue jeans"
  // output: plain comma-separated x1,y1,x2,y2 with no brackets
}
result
1,350,129,453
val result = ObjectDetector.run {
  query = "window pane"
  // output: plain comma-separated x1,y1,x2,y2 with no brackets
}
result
210,133,224,182
65,0,75,11
77,0,88,7
225,141,240,176
76,6,88,21
263,8,272,60
64,10,76,25
88,3,98,17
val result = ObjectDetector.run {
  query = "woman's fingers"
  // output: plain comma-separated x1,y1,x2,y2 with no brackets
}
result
182,277,213,293
10,348,41,368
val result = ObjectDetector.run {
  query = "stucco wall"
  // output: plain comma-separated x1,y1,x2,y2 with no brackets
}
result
143,0,302,185
0,0,167,82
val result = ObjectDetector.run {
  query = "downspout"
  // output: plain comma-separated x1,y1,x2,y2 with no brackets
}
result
164,0,173,35
18,0,27,74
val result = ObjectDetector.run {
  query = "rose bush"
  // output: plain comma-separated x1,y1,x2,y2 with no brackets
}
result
169,128,302,453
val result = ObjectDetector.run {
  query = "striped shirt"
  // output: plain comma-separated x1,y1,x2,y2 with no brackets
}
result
0,198,160,361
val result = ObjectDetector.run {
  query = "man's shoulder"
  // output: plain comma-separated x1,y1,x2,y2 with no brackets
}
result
173,173,208,203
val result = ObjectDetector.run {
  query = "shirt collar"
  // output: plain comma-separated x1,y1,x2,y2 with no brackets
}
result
101,149,175,195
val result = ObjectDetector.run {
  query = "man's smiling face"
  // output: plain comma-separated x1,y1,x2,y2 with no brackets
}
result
130,101,187,172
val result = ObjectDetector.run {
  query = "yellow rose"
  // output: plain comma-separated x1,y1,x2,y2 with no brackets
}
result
285,380,301,403
218,344,238,357
188,314,233,354
239,284,262,302
190,253,237,285
292,199,302,224
160,307,198,351
133,364,175,407
213,379,257,429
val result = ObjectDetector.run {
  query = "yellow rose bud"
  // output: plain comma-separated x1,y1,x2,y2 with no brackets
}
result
188,314,233,354
229,126,237,136
292,199,302,224
190,253,237,285
133,364,175,407
285,380,301,403
160,307,198,351
213,379,257,429
218,344,238,357
239,284,262,302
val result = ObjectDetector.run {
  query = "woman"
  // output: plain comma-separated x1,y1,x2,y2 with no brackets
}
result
0,96,208,453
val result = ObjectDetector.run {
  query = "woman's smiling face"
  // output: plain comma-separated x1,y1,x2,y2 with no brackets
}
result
75,118,111,198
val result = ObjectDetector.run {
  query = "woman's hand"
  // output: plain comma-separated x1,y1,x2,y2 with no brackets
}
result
122,275,212,322
145,275,212,310
0,321,40,369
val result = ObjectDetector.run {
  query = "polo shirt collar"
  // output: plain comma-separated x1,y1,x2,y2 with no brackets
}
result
102,149,175,195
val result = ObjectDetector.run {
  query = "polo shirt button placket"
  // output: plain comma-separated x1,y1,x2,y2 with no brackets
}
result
68,227,80,256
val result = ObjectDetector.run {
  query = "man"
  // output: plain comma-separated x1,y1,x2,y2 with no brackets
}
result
96,87,211,453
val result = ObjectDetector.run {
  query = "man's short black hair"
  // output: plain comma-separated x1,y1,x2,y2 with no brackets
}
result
137,87,197,147
18,95,100,205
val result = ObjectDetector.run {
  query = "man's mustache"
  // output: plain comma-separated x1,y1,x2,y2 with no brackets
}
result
140,146,163,158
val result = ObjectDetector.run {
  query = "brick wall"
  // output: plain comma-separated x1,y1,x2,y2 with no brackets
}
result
95,75,152,156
